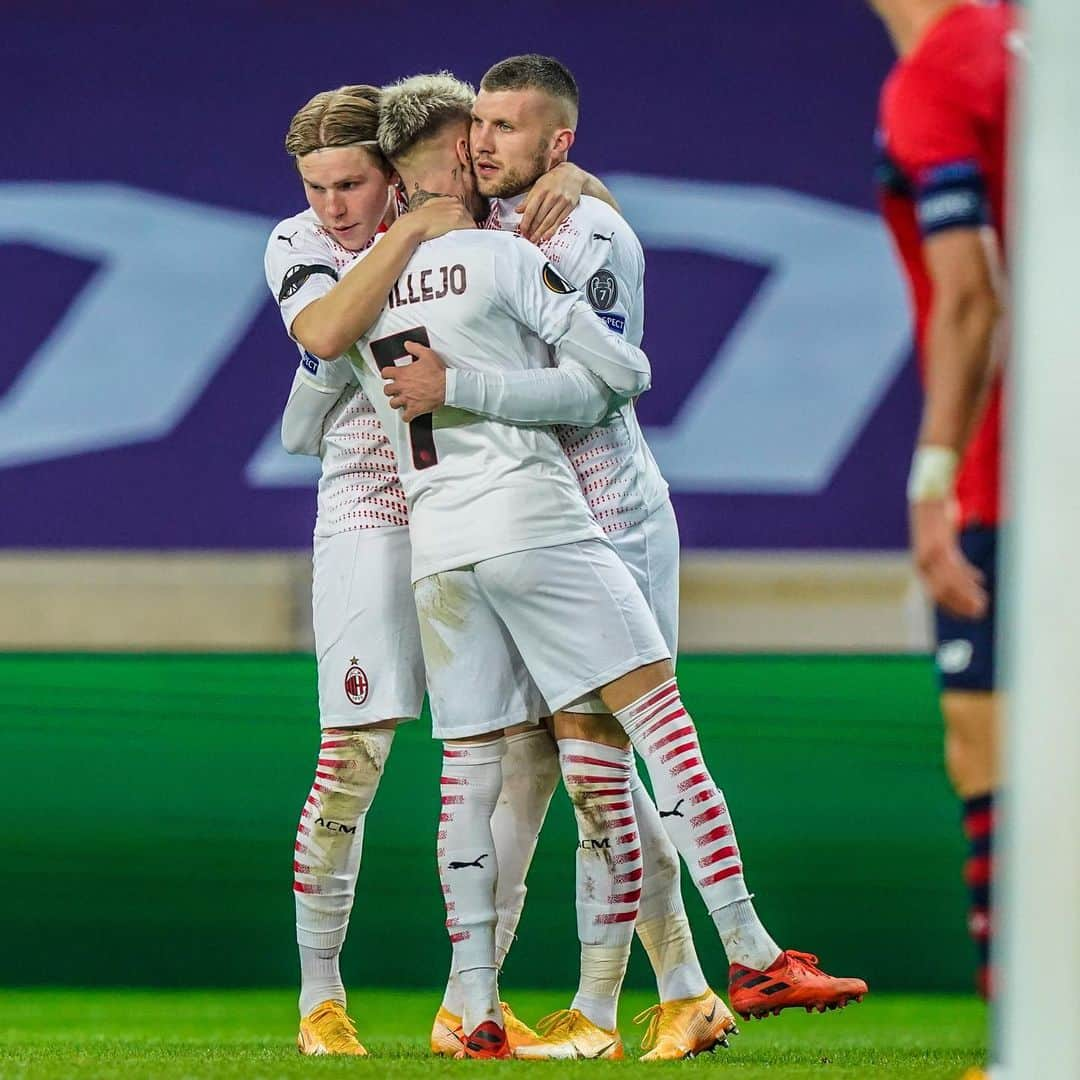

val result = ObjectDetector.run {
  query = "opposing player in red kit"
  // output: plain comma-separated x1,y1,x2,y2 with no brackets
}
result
870,0,1017,999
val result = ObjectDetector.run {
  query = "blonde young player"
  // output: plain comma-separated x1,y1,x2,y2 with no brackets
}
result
352,74,866,1060
384,59,868,1060
265,86,610,1057
264,86,464,1058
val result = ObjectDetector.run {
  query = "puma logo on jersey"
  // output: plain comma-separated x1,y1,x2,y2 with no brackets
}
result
277,231,299,247
448,853,489,870
659,799,685,819
388,264,467,309
592,232,614,243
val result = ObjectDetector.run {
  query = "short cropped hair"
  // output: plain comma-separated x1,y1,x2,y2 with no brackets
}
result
480,54,579,126
284,85,383,158
377,72,476,161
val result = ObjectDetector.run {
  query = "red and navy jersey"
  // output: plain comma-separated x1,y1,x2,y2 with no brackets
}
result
876,1,1017,527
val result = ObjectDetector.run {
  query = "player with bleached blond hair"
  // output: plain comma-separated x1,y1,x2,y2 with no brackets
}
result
266,82,617,1057
346,70,866,1060
384,60,869,1061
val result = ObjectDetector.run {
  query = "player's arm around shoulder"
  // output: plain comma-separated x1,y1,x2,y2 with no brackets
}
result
272,199,472,362
264,216,342,347
516,162,620,243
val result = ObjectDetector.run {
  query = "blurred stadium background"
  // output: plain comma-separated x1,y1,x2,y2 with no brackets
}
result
2,0,970,1007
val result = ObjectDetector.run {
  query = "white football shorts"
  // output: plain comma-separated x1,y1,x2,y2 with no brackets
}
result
562,499,680,714
312,526,425,728
414,537,671,739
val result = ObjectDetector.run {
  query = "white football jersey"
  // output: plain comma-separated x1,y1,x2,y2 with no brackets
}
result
346,228,621,582
485,195,669,533
264,209,408,534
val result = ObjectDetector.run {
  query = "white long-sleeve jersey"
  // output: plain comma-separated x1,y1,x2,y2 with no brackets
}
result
483,194,669,533
264,209,408,534
346,227,652,582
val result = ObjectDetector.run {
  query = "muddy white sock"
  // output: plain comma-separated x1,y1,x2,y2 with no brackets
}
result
559,739,639,1031
630,764,709,1001
712,896,781,971
293,727,394,1016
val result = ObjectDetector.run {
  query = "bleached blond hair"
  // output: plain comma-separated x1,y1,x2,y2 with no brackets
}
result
377,72,476,162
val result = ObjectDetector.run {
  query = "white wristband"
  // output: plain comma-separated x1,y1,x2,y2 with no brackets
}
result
906,445,958,503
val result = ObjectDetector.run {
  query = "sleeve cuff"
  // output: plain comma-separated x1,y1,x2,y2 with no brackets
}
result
443,367,466,410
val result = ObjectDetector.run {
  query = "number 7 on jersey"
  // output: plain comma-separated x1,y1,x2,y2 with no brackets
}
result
369,326,439,470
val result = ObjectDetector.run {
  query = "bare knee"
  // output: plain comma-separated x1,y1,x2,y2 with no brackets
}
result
598,659,675,714
446,729,506,745
942,691,999,799
553,710,629,748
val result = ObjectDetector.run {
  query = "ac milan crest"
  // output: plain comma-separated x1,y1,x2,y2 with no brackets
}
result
344,657,369,706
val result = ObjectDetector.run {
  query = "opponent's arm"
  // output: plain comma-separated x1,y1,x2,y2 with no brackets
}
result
918,228,1002,456
893,73,1003,620
907,227,1001,619
292,197,473,359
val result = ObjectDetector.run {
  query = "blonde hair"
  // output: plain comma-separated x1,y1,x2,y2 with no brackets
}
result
284,85,386,163
377,72,476,162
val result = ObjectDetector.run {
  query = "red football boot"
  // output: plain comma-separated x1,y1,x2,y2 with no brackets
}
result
455,1019,511,1059
729,950,868,1020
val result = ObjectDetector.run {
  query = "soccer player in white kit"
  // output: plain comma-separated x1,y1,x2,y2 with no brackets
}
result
264,86,610,1057
264,85,478,1058
382,62,868,1059
357,74,868,1060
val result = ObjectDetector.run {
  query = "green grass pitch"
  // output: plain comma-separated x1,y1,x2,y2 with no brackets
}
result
1,989,986,1078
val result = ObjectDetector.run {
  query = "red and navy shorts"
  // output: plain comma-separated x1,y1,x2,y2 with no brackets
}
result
933,525,997,693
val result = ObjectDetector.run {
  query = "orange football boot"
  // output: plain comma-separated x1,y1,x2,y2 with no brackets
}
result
296,1000,368,1056
430,1004,465,1056
729,950,867,1020
634,988,738,1060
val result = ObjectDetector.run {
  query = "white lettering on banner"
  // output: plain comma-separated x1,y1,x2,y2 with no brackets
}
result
0,183,271,468
605,174,912,493
0,179,911,495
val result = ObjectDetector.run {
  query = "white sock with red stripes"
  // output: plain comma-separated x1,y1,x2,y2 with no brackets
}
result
559,738,640,1032
439,737,506,1033
630,764,710,1002
293,726,395,1017
616,680,781,972
441,726,560,1020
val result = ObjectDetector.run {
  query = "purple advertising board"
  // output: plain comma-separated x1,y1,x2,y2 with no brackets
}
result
1,1,916,551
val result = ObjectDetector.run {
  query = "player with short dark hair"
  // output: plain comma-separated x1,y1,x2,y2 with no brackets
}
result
385,60,868,1060
480,53,580,128
869,0,1016,1001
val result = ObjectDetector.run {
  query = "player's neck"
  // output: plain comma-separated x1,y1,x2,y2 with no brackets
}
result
880,0,964,57
400,167,485,223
